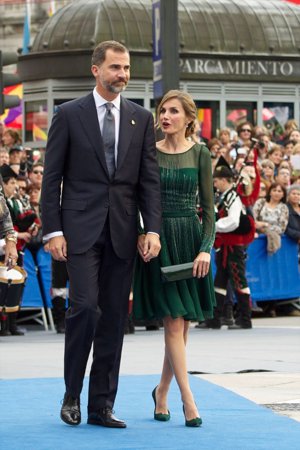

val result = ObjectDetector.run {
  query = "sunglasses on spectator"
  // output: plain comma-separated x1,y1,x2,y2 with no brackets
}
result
240,128,251,133
33,170,44,175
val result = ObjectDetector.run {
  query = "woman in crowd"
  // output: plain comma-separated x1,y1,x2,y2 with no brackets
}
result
236,121,254,148
267,145,284,176
2,128,20,151
285,184,300,245
253,182,289,254
260,159,275,187
133,90,216,427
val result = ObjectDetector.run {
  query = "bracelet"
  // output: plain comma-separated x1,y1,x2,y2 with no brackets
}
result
5,233,17,244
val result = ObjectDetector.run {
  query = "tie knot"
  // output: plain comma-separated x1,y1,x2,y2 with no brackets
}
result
105,102,113,112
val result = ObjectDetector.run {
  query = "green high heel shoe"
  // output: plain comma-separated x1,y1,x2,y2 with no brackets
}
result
152,387,170,421
183,405,202,427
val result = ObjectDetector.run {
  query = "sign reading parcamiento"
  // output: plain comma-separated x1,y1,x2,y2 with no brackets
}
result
180,58,299,81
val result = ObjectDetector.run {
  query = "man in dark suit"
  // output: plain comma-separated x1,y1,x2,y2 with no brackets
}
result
41,41,161,428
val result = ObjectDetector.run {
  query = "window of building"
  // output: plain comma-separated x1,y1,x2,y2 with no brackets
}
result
263,102,294,141
24,100,48,143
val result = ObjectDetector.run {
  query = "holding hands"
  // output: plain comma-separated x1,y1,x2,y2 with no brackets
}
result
137,233,161,263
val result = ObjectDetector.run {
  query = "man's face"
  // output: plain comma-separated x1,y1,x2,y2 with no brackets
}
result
29,165,44,187
3,178,17,198
91,49,130,99
0,151,9,166
213,177,227,193
277,169,290,186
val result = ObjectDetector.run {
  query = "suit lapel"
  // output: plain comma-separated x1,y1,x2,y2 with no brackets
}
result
77,93,109,177
117,98,137,172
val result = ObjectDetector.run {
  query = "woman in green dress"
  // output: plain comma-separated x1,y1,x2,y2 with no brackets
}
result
133,90,216,427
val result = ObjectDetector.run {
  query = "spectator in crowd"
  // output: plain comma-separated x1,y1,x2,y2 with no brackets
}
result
206,157,253,330
0,120,5,145
276,167,291,190
0,148,9,166
253,125,269,138
189,120,203,144
16,175,30,209
253,182,289,254
2,128,20,151
28,162,44,188
284,140,295,161
290,143,300,179
258,180,268,199
8,146,24,175
0,164,30,335
267,145,284,176
49,258,69,334
236,121,254,148
260,159,275,187
256,133,272,160
285,184,300,244
277,119,299,146
218,127,233,152
289,129,300,144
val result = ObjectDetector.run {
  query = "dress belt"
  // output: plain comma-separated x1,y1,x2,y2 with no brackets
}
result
162,210,196,218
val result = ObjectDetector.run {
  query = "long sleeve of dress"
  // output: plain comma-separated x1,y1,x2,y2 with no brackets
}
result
198,146,216,253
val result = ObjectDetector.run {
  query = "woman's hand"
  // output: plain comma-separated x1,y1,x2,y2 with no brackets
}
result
193,252,211,278
4,240,18,270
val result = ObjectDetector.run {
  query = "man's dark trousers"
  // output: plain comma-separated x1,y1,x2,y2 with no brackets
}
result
64,220,135,413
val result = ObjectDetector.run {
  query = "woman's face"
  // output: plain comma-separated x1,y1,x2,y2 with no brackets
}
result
269,150,282,165
290,130,300,143
29,188,40,205
2,131,15,147
259,183,267,198
262,165,274,179
284,143,294,156
239,125,252,142
270,185,284,203
159,98,189,137
219,132,230,145
288,189,300,206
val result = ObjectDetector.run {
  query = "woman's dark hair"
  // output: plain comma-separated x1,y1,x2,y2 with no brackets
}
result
266,182,287,203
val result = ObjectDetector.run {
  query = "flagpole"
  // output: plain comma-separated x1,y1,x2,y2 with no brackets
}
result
22,0,31,55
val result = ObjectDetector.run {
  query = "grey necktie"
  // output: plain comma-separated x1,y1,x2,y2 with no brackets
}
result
102,102,115,179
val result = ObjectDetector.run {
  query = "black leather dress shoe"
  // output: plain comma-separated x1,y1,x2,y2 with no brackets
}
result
60,393,81,425
228,323,252,330
87,407,127,428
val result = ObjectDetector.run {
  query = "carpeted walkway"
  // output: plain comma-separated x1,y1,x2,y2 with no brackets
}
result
1,375,299,450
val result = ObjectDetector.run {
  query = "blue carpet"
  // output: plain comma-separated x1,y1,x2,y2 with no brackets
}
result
0,375,299,450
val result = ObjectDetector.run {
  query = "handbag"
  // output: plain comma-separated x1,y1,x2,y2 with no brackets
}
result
161,262,194,283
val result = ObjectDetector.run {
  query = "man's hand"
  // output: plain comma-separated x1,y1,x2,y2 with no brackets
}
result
141,233,161,263
49,236,67,261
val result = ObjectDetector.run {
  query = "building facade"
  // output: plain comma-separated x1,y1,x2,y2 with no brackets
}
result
16,0,300,147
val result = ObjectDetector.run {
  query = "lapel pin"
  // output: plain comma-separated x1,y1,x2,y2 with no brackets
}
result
131,119,136,126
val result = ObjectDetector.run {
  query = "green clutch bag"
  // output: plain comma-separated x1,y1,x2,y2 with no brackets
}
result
161,262,194,283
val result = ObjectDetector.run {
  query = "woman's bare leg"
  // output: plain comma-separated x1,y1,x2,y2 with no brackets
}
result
155,317,199,419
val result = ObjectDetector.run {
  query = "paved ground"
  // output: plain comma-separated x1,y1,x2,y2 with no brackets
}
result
1,316,299,422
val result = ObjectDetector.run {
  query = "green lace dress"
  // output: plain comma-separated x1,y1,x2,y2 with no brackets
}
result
133,143,216,321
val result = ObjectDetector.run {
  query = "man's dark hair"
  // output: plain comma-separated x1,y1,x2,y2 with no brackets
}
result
91,40,129,66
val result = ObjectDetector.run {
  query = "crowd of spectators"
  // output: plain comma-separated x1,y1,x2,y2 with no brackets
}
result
0,113,300,335
203,117,300,319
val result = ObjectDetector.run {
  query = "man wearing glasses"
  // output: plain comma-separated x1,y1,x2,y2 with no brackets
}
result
28,163,44,189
